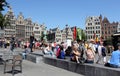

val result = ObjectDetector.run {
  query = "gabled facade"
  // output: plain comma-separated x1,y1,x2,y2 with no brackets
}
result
16,12,25,39
85,15,102,41
3,7,45,41
33,23,41,41
85,15,119,41
101,17,118,40
4,6,16,39
47,26,73,42
47,27,62,42
25,18,34,40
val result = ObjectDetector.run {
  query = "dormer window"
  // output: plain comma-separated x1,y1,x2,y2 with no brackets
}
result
35,27,39,29
91,17,93,20
20,21,22,24
104,23,107,26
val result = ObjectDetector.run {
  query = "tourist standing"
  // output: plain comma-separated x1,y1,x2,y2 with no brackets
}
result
29,33,35,52
96,41,107,64
10,35,15,52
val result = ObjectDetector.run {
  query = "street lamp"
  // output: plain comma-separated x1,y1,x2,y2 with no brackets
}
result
66,24,68,40
43,27,47,42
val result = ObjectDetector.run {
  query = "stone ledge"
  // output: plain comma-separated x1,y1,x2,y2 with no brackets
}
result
43,56,120,76
26,54,43,63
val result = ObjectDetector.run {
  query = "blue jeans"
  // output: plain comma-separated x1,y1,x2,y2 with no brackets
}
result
85,60,94,64
22,53,26,59
10,45,14,51
110,64,120,68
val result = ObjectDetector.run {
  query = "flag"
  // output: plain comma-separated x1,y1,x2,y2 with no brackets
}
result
77,28,82,40
73,26,77,40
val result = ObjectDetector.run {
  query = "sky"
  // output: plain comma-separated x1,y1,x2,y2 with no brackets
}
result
2,0,120,30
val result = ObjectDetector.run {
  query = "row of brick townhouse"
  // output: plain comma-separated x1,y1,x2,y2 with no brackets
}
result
85,15,119,41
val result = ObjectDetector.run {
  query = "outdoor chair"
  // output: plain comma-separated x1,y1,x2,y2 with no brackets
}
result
3,55,22,76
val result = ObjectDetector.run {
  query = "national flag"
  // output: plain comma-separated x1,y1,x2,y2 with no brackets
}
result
77,28,82,40
73,26,77,40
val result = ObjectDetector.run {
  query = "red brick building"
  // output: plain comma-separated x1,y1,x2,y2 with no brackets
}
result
101,17,118,40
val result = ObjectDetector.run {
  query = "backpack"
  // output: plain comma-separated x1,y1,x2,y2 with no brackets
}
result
56,48,61,58
102,47,106,57
60,50,65,59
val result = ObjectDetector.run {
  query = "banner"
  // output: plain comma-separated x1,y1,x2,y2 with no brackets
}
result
73,26,77,40
77,28,82,40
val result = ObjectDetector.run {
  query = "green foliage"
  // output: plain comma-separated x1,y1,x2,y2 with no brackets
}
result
0,0,8,11
105,37,113,45
0,12,10,29
81,30,86,40
76,28,81,40
0,0,10,29
76,28,86,41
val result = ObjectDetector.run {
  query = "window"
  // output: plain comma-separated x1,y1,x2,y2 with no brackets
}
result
98,30,100,33
35,27,39,29
104,24,106,26
113,26,116,28
98,22,100,25
95,22,97,25
88,23,92,25
102,31,104,34
108,31,110,34
105,31,107,34
88,23,89,25
90,23,92,25
91,17,93,20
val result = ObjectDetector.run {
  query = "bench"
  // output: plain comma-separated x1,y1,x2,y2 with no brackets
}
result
43,56,120,76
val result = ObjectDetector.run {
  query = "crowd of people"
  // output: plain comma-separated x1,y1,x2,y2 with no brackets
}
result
0,34,120,68
38,39,120,68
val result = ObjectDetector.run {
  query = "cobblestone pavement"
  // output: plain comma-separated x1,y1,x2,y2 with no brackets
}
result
0,60,84,76
0,48,84,76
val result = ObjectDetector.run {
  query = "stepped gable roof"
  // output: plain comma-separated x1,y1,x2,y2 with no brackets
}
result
50,27,60,33
51,27,58,31
102,17,109,23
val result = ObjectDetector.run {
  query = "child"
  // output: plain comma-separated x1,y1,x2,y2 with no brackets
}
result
22,45,30,59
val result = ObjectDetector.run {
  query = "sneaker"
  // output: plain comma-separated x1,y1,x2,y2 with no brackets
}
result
77,61,80,63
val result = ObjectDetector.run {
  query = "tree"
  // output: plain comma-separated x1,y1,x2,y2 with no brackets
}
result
105,37,113,45
0,0,8,11
81,30,86,40
0,12,10,29
76,28,86,41
0,0,10,30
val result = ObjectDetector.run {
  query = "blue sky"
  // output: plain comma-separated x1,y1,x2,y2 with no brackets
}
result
3,0,120,29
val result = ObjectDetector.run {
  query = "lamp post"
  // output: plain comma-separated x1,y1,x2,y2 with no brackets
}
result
66,24,68,41
43,27,47,42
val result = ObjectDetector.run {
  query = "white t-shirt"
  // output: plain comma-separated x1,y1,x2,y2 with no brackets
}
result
98,45,103,56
